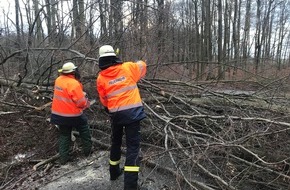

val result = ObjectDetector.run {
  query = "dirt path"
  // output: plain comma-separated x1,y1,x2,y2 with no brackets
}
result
35,151,175,190
38,151,118,190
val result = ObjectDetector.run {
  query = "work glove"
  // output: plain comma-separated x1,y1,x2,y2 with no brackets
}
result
83,92,90,109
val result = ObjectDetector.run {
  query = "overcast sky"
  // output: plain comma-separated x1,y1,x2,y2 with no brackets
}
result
0,0,14,13
0,0,18,30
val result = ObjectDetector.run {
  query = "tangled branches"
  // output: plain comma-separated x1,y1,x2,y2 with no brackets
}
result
1,76,290,190
132,78,290,190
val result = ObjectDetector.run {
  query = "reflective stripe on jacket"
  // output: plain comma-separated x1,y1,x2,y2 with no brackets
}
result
97,61,146,124
51,74,89,117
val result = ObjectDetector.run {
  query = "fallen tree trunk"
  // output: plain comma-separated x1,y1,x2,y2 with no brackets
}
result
3,76,290,189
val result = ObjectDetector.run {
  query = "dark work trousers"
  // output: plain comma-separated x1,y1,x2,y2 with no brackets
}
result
110,120,141,189
58,124,92,164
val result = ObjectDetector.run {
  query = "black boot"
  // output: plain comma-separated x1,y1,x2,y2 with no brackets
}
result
124,185,149,190
124,185,148,190
124,185,137,190
110,165,123,180
124,172,139,190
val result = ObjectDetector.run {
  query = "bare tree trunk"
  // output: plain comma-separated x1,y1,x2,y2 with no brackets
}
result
205,0,214,80
200,0,206,80
260,1,273,70
33,0,43,44
78,0,86,40
140,0,148,56
45,0,51,37
51,0,57,44
222,1,229,79
265,14,273,62
99,0,108,40
56,0,67,46
193,0,201,80
45,0,57,44
254,0,261,75
26,1,33,46
112,0,123,47
232,0,241,77
218,0,224,80
276,2,287,70
72,0,85,39
88,0,95,46
15,0,21,48
185,0,195,79
157,0,165,55
242,0,251,70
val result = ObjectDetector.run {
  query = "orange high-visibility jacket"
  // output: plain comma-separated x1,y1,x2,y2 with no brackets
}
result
97,61,146,123
51,74,89,117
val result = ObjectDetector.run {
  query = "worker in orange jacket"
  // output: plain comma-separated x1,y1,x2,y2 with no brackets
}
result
96,45,147,190
51,62,92,164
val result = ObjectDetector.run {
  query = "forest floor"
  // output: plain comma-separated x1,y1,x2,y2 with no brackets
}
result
12,150,175,190
2,72,290,190
0,98,179,190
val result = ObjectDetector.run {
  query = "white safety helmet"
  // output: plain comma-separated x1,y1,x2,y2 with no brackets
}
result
58,62,77,73
99,45,116,58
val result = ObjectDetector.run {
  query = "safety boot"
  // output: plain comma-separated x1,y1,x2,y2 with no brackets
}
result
124,172,139,190
110,165,123,180
124,185,148,190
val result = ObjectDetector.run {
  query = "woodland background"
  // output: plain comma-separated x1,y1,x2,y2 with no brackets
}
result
2,0,290,190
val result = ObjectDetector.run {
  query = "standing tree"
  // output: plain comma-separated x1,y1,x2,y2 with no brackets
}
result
241,0,252,70
232,0,241,76
15,0,21,48
194,0,202,80
204,0,214,79
72,0,86,40
32,0,43,44
254,0,262,74
44,0,57,44
276,1,287,70
110,0,123,47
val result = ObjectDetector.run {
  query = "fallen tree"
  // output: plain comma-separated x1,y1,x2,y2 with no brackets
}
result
1,76,290,190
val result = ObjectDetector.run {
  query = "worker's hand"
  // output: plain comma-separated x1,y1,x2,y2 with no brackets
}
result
86,100,90,108
82,98,90,109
